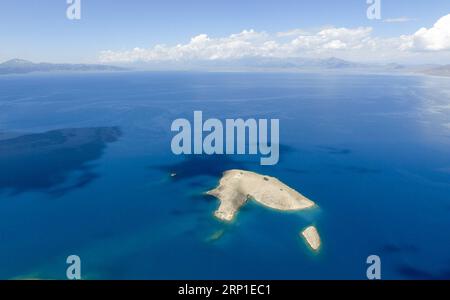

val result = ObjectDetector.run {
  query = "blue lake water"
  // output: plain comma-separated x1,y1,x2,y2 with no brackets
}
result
0,71,449,279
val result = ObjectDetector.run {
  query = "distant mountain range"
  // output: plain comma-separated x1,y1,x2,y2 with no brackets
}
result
119,56,369,71
419,65,450,77
1,58,449,77
117,56,450,77
0,59,126,74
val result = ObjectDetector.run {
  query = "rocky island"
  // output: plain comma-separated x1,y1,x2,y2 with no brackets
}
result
207,170,316,221
301,226,321,251
207,169,321,251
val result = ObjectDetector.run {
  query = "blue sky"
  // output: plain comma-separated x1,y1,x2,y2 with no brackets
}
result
0,0,449,63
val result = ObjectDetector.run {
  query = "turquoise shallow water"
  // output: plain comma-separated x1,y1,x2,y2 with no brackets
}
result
0,71,449,279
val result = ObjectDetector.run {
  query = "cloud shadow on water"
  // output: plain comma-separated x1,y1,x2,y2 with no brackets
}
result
317,145,352,155
155,154,249,182
154,143,298,182
381,243,419,254
0,127,122,196
397,264,450,280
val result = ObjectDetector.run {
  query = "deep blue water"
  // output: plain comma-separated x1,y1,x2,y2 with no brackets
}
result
0,71,449,279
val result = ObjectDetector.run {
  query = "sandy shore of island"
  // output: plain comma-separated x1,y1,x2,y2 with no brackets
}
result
207,169,316,222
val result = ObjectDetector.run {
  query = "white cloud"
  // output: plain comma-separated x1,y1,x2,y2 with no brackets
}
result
407,14,450,51
100,27,378,62
100,29,273,62
276,29,310,37
383,17,416,23
290,27,373,51
99,14,450,63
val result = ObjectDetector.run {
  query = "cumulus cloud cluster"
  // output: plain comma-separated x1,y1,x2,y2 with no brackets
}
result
100,14,450,63
408,14,450,51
